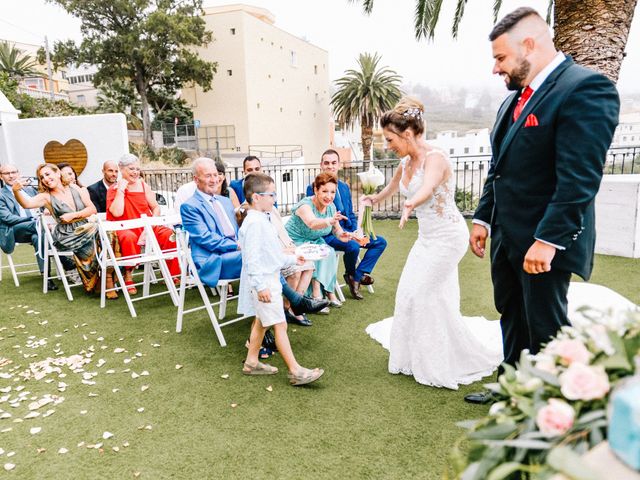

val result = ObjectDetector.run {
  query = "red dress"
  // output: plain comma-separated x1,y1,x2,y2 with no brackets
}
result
106,182,180,276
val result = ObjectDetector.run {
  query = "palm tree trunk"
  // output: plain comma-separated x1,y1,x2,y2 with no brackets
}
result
361,120,373,166
135,63,153,147
554,0,638,82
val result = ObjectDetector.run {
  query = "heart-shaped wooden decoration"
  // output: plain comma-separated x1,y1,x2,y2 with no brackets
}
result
43,139,88,176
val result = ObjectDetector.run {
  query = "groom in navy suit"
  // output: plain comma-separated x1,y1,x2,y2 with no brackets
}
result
467,7,619,403
180,158,242,287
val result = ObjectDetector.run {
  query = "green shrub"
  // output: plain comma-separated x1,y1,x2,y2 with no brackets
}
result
156,147,188,166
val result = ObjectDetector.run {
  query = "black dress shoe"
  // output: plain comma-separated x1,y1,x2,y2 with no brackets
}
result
291,296,330,315
343,273,363,300
360,274,375,286
46,280,59,291
284,309,312,327
464,390,496,405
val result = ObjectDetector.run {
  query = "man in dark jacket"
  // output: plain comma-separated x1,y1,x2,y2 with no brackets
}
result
87,160,118,213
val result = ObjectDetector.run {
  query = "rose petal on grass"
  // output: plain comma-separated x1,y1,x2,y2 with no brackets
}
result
140,385,149,392
58,448,68,454
106,369,115,374
123,441,129,447
112,446,120,452
230,403,238,408
4,463,15,471
114,348,125,354
37,448,46,454
80,410,87,415
102,431,114,440
140,371,149,376
30,427,41,435
220,374,229,379
266,385,273,392
137,407,144,413
175,365,183,370
131,373,139,379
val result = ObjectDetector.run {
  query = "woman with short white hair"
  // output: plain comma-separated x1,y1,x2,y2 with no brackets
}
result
107,153,180,294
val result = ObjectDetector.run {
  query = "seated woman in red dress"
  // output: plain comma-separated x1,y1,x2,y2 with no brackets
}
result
106,153,179,294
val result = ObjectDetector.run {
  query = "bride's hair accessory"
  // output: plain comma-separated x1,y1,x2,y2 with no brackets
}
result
403,107,423,120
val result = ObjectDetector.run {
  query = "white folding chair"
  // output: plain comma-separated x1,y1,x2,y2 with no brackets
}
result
97,214,180,317
0,246,41,287
175,229,250,347
40,214,83,301
334,250,375,302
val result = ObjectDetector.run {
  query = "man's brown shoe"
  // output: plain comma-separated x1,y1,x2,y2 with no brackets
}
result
343,273,363,300
360,274,374,286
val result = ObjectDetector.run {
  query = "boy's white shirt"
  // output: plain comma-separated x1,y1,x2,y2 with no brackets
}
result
238,209,296,292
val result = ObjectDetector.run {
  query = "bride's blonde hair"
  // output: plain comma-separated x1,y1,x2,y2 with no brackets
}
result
380,96,425,136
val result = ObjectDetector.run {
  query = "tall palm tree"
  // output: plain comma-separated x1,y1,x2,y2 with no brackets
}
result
331,52,402,164
350,0,637,82
0,42,41,80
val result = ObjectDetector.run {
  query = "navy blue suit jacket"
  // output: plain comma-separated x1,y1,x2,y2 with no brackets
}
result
0,185,37,254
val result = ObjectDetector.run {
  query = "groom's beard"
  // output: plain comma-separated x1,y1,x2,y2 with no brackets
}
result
506,58,531,91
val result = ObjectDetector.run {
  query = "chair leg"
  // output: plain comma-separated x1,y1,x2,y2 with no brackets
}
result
218,281,229,319
335,279,346,303
7,254,19,287
197,281,226,347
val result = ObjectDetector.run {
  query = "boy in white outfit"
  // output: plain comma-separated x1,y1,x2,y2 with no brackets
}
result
238,173,324,386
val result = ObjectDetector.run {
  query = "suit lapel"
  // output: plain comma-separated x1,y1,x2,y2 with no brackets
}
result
491,93,519,154
495,57,574,169
195,191,224,235
3,186,20,215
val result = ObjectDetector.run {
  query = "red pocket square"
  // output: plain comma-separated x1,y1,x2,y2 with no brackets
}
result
524,114,539,127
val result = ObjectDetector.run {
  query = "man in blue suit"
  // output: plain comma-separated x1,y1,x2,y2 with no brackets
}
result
181,158,242,287
0,164,58,290
306,149,387,299
229,155,262,204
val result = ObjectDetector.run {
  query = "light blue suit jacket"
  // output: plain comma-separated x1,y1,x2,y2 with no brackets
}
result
180,190,242,286
0,185,37,254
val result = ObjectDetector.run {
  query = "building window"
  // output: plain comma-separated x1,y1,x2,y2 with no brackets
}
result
464,147,469,154
299,110,302,116
268,74,271,79
257,103,260,109
281,78,285,83
290,51,297,66
76,94,86,104
280,107,283,112
282,172,291,182
479,146,484,153
314,65,318,74
449,148,455,155
227,70,232,76
230,28,236,35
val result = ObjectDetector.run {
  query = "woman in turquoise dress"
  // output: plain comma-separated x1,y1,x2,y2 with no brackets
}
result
286,172,353,308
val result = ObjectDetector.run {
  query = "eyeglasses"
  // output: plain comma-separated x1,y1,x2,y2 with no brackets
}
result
255,192,277,199
0,170,18,175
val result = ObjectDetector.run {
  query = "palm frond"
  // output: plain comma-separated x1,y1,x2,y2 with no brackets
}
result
451,0,468,39
492,0,502,23
348,0,375,15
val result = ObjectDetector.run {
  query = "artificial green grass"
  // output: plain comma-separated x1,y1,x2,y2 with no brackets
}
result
1,220,638,479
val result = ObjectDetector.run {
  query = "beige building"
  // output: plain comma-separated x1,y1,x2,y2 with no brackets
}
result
181,4,331,165
1,39,70,101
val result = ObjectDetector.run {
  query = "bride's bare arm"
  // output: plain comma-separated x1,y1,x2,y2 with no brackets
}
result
407,153,448,208
365,163,402,204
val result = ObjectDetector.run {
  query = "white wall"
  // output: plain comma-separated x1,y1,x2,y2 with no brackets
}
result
2,113,128,184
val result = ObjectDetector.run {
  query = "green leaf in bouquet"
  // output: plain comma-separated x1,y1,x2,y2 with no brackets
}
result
467,420,517,440
503,363,517,382
484,382,507,396
547,446,599,480
484,438,553,450
463,447,507,480
623,335,640,366
575,409,605,426
486,461,533,480
589,425,604,447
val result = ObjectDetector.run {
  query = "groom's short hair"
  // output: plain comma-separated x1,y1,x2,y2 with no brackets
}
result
489,7,540,40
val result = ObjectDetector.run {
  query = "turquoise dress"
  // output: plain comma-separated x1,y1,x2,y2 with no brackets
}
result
285,197,338,293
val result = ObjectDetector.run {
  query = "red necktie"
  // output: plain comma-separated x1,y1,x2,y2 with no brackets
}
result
513,86,534,122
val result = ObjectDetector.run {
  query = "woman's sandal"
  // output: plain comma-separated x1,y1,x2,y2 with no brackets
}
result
288,367,324,386
242,361,278,375
124,280,137,295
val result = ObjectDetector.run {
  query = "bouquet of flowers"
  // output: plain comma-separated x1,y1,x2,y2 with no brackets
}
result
357,163,385,240
451,307,640,480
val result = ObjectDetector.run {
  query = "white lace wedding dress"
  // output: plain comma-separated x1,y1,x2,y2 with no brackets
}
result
366,154,503,389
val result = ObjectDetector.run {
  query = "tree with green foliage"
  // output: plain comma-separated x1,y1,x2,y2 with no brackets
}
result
46,0,217,146
0,42,41,80
350,0,637,81
331,52,402,164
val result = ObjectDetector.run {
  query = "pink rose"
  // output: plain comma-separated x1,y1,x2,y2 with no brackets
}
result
536,398,575,436
559,363,610,401
546,339,592,365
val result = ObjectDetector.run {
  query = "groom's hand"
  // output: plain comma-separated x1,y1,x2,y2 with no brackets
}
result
469,224,488,258
523,241,556,274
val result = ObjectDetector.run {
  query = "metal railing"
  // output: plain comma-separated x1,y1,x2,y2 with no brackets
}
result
142,145,640,217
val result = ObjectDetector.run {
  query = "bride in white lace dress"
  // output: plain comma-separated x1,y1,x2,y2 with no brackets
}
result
364,97,503,389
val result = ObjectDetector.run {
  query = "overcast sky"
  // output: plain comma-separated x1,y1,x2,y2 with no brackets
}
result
1,0,639,93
